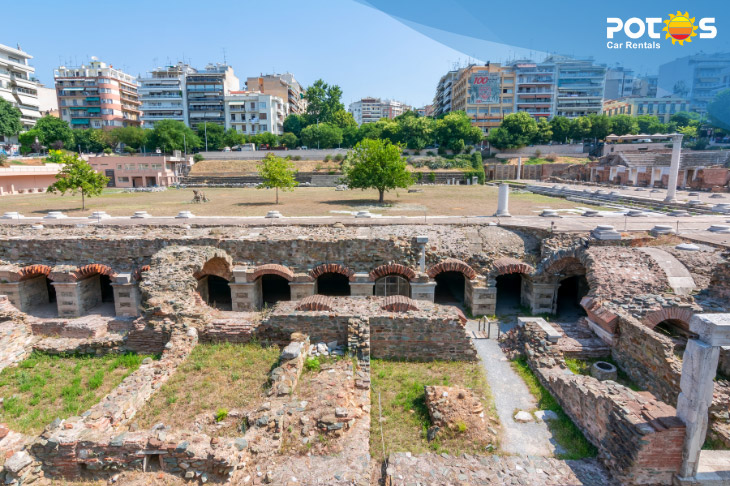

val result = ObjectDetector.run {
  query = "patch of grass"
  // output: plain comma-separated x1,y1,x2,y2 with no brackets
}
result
511,358,597,460
304,357,321,373
370,359,497,461
134,342,279,434
564,357,641,391
0,352,149,434
215,408,228,422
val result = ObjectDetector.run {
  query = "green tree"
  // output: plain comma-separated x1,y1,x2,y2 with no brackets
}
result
114,126,148,150
670,111,701,128
499,112,538,148
343,138,413,203
609,115,639,136
0,98,22,138
283,114,307,137
569,117,592,141
304,79,345,124
358,122,383,141
486,127,513,150
434,111,482,151
635,115,666,134
341,126,360,148
379,120,402,144
35,115,74,149
279,132,298,148
398,115,434,149
257,132,278,148
300,122,343,149
73,129,108,153
18,129,42,154
46,152,109,210
149,120,201,153
677,125,698,138
708,89,730,131
223,128,244,148
197,123,225,150
331,109,357,129
256,153,298,204
550,116,571,142
587,114,611,140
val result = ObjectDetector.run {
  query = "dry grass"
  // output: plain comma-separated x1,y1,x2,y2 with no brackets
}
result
503,156,590,165
0,185,605,218
370,359,498,461
190,159,342,174
0,352,147,434
134,342,279,433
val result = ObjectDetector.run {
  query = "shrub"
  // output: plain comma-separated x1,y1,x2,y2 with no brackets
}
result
193,153,204,162
465,145,474,154
426,151,435,156
324,154,332,162
416,172,423,181
534,149,542,158
293,155,302,161
428,172,436,183
103,148,112,155
545,153,558,162
471,152,482,169
304,357,321,372
334,153,344,162
124,146,136,154
413,149,421,155
215,408,228,422
437,146,447,155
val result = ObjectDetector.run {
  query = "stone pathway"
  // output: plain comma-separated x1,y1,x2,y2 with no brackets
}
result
467,319,557,457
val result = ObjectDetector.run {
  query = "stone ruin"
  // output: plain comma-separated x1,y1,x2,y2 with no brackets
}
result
0,222,728,484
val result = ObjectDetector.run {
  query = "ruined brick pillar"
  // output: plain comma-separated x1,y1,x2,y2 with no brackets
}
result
466,277,496,316
349,273,374,297
410,274,436,302
526,276,558,314
111,273,141,317
289,277,315,301
230,282,260,311
52,282,84,318
0,281,22,311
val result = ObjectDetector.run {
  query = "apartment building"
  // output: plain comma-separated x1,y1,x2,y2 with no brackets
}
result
510,60,555,121
658,52,730,114
246,73,304,115
0,43,41,135
604,67,636,100
349,97,411,125
432,70,458,117
224,91,285,135
139,63,197,127
89,154,191,188
54,58,141,130
450,63,515,136
603,96,689,123
548,56,606,118
185,64,239,130
416,105,434,117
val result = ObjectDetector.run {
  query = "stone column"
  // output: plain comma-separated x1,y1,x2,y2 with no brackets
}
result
665,134,684,203
230,282,260,311
52,282,83,318
0,282,22,311
516,156,522,180
410,275,436,302
289,279,315,301
496,183,511,217
416,235,428,272
467,277,496,316
349,273,374,297
111,273,141,317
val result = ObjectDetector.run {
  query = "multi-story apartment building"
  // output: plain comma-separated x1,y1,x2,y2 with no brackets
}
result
633,75,659,98
348,97,411,125
604,67,636,100
510,60,555,121
432,70,458,117
450,63,515,136
54,58,141,130
548,56,606,118
658,52,730,114
139,63,196,127
0,43,41,134
246,73,305,116
185,64,239,130
602,96,689,123
416,105,434,117
224,91,285,135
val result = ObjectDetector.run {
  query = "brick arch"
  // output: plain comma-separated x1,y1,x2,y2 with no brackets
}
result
72,264,116,281
309,263,355,281
18,264,52,281
194,256,233,281
382,295,419,312
643,307,694,331
426,259,477,280
296,295,334,312
369,263,417,282
133,265,150,282
490,258,535,278
249,264,294,282
543,256,587,279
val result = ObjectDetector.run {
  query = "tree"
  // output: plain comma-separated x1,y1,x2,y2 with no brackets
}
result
434,111,482,150
283,114,307,137
677,125,698,138
670,111,701,128
358,122,383,141
534,118,553,144
114,126,148,150
46,152,109,210
73,129,108,153
569,117,592,141
149,119,200,153
0,98,22,138
256,132,278,148
223,128,244,148
279,132,298,148
300,122,343,148
19,129,42,154
550,116,571,142
587,114,611,141
331,109,357,129
398,115,434,149
197,123,225,150
341,126,360,148
256,153,298,204
343,138,413,203
498,112,538,148
486,127,513,150
35,116,74,149
708,89,730,131
609,115,639,136
304,79,345,124
635,115,666,134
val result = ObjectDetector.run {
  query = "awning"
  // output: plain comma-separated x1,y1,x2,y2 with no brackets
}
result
87,107,100,113
71,118,90,125
86,97,100,101
63,87,84,91
69,106,85,110
12,78,38,90
18,107,40,118
15,93,39,108
0,91,14,103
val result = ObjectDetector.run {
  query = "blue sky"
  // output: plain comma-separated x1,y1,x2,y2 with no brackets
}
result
4,0,728,107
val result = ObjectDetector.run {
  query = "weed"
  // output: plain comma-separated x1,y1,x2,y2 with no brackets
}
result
304,357,321,372
215,408,229,422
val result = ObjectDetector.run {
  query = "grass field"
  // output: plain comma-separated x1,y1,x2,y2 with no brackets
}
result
0,352,148,434
0,185,605,218
370,359,498,461
134,342,279,433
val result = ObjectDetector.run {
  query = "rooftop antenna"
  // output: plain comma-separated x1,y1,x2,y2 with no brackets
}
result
222,48,227,65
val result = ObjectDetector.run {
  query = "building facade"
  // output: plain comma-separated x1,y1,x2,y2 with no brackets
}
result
450,63,514,136
185,64,239,130
602,96,689,123
88,154,191,188
224,91,285,135
139,63,196,127
54,58,141,130
510,60,555,121
658,52,730,114
246,73,305,115
604,67,636,100
549,56,606,118
0,43,41,135
432,70,458,117
348,97,411,125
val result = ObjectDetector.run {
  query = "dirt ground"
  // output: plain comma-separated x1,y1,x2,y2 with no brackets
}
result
0,185,605,218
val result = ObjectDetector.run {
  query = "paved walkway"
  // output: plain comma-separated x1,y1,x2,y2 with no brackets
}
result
466,319,558,457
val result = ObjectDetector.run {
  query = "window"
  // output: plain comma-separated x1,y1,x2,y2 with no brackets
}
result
117,164,122,169
138,164,149,169
151,163,162,169
118,177,129,182
374,275,410,297
259,113,267,120
93,121,101,128
259,102,267,109
502,88,513,94
62,109,67,115
250,102,256,109
230,114,236,121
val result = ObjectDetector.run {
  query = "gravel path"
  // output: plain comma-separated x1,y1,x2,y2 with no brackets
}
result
467,319,558,457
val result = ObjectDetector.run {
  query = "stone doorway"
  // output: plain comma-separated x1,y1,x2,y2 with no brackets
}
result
261,274,291,307
434,271,465,305
556,275,588,319
496,273,523,315
202,275,232,310
100,274,114,304
316,272,350,296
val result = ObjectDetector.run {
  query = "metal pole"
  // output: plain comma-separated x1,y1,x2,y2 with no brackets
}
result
205,122,208,151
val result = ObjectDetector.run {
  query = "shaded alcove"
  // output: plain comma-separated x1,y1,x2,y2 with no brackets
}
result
205,275,232,310
261,274,291,307
100,274,114,304
496,273,523,315
434,271,465,305
316,272,351,296
556,275,588,319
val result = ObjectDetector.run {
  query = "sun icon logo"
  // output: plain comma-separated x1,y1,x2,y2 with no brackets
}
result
663,11,699,45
